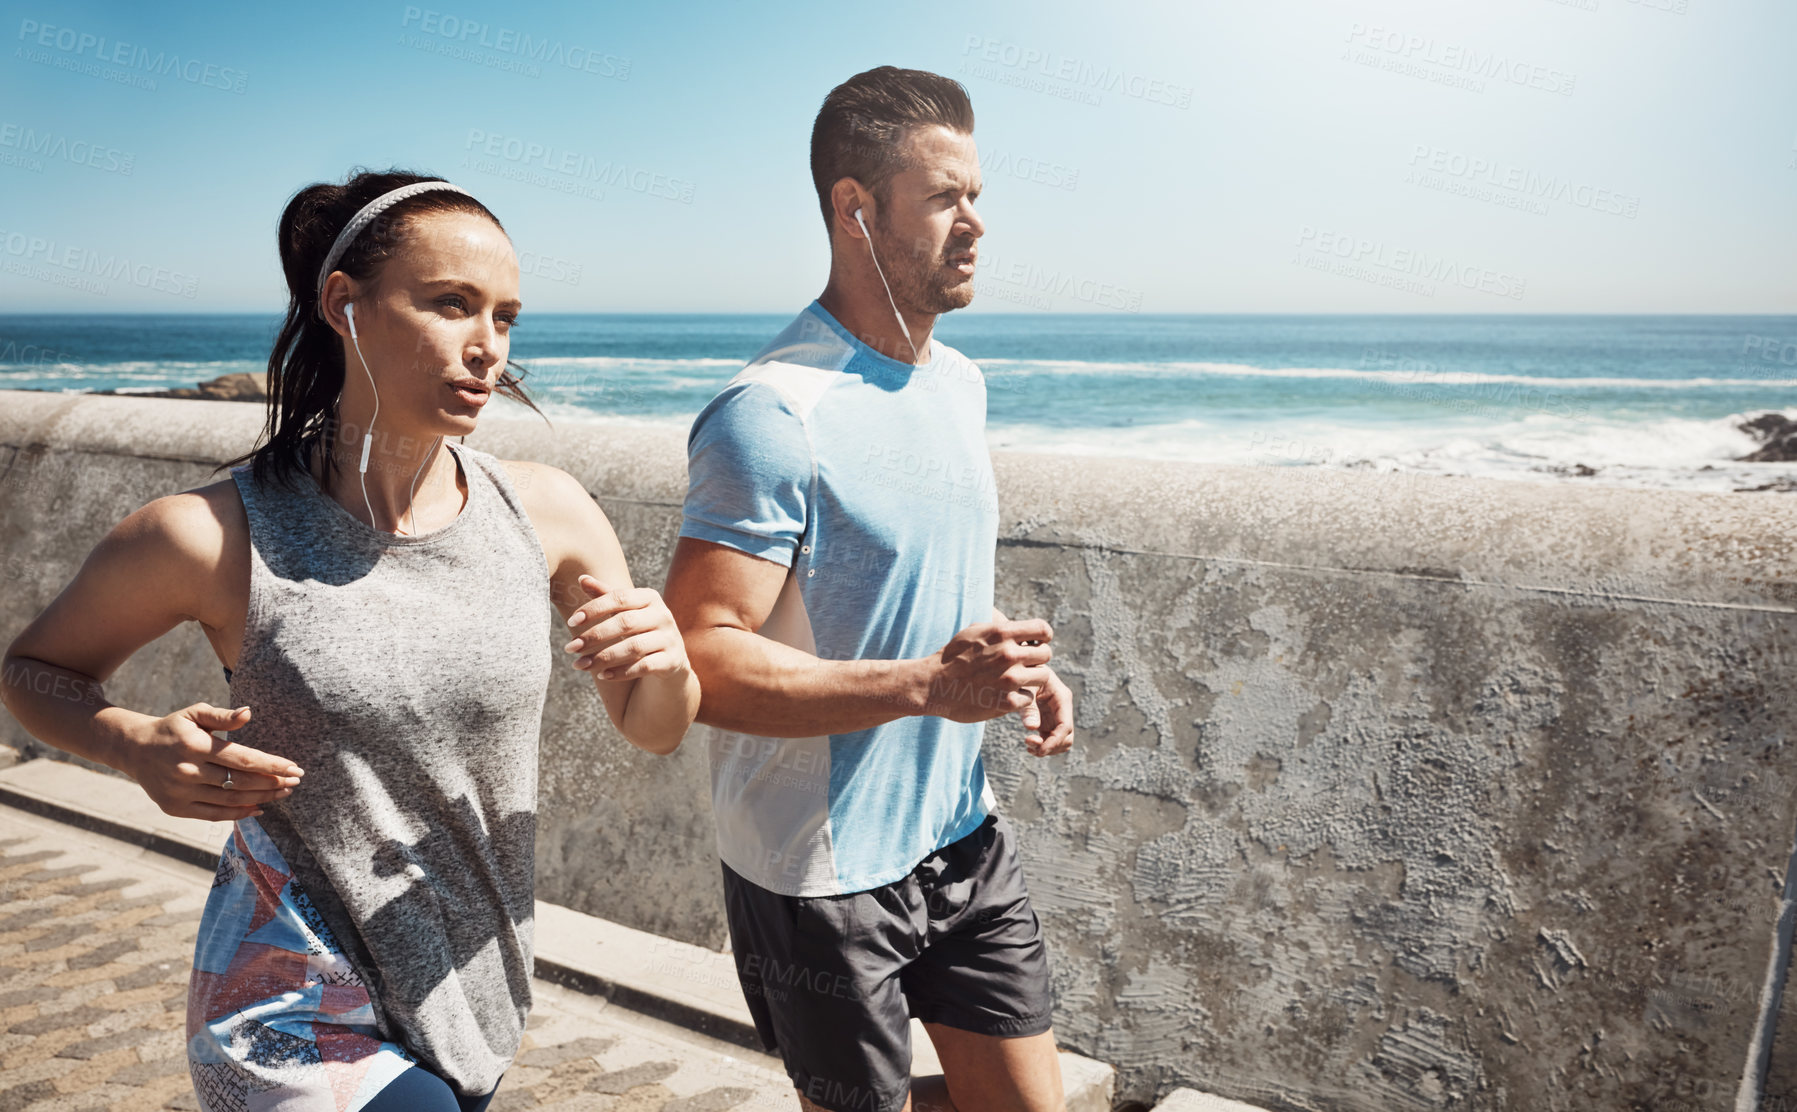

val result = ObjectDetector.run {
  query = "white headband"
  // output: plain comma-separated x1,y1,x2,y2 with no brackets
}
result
314,181,476,302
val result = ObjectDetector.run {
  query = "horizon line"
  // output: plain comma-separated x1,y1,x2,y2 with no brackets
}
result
3,310,1795,319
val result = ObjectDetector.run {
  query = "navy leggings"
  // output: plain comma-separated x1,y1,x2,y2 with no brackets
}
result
362,1066,499,1112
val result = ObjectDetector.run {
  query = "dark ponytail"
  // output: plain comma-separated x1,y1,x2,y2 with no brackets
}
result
222,167,540,488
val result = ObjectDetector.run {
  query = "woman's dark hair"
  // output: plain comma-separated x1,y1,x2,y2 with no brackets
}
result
223,168,541,488
810,66,974,233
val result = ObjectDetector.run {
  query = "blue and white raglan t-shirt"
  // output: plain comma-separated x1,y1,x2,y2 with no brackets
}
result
679,300,1001,898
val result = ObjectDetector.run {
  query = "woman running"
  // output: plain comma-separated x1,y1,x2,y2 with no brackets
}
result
0,169,700,1111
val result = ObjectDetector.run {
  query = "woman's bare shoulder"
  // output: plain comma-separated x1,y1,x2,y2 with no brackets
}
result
122,477,247,559
498,459,603,519
497,459,619,575
5,476,251,670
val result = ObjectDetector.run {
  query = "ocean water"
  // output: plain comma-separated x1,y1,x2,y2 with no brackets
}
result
3,312,1795,492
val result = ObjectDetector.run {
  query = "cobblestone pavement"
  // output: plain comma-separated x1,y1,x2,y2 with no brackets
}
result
0,804,795,1112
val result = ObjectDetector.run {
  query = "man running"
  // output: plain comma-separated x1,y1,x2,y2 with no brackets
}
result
664,67,1074,1112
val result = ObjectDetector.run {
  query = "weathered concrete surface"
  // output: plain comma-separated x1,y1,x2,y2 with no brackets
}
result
1153,1089,1273,1112
4,390,1797,1110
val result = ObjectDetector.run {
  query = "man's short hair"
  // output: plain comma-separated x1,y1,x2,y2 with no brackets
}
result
810,66,975,232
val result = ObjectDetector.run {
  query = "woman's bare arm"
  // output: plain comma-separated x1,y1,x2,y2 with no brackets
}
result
1,483,303,818
505,461,698,755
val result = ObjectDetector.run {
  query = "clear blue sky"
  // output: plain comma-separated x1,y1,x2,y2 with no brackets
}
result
2,0,1792,314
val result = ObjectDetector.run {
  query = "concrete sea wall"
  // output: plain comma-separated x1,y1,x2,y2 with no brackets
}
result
2,389,1795,1111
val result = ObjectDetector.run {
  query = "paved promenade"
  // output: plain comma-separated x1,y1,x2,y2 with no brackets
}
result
0,801,794,1112
0,755,1124,1112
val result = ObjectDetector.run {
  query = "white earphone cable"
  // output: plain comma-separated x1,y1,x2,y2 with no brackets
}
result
855,209,921,363
347,322,381,529
346,310,441,535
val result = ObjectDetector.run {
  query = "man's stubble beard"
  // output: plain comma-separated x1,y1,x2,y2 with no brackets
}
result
882,223,976,316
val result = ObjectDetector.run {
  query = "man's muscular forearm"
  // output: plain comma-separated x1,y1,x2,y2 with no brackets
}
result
685,626,934,738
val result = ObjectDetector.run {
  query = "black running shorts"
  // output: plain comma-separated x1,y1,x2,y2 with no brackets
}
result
720,812,1054,1112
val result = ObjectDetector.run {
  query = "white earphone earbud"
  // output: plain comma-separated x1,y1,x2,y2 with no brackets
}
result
344,300,358,339
852,205,919,363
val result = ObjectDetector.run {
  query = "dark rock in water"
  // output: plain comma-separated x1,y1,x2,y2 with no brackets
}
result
1537,463,1598,478
187,372,267,401
1739,412,1797,462
1736,478,1797,493
101,372,268,402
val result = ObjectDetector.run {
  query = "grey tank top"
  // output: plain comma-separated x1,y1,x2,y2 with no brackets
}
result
226,441,553,1094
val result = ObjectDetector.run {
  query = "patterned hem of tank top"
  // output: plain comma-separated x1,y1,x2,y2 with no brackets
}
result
186,818,418,1112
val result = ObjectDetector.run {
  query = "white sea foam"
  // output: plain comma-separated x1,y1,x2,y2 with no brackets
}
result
485,394,690,428
0,356,736,377
0,359,259,376
519,356,741,368
9,355,1785,392
985,410,1797,492
977,358,1797,390
7,353,1793,492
